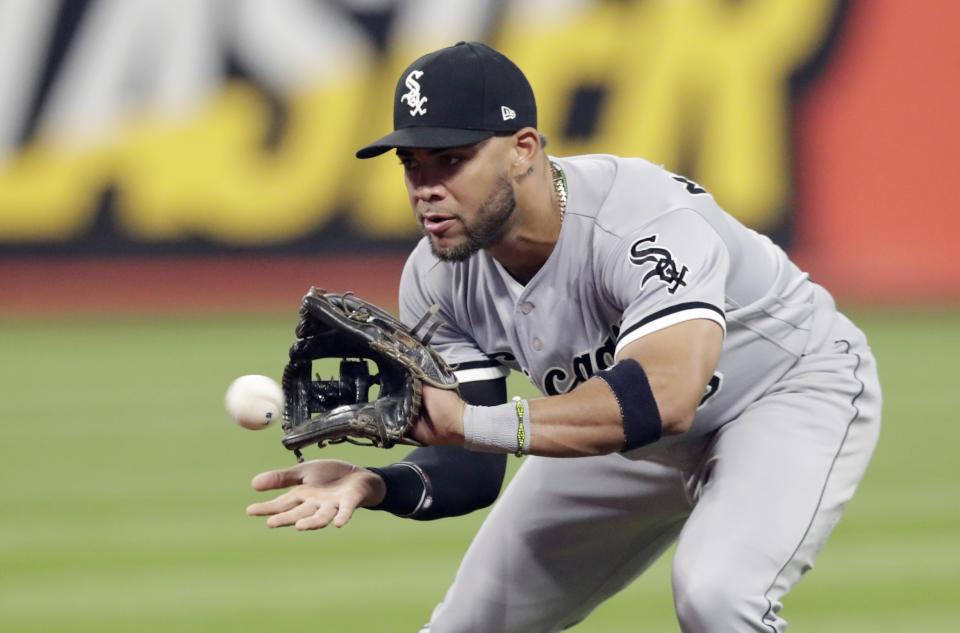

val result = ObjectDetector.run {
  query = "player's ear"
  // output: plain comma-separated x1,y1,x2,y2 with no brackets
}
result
510,127,541,181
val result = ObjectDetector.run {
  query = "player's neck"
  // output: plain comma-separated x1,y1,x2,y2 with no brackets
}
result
485,163,563,284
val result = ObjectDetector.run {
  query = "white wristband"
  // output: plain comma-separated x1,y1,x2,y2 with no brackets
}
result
462,399,532,455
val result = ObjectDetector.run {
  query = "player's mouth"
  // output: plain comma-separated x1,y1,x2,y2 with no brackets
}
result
421,212,458,235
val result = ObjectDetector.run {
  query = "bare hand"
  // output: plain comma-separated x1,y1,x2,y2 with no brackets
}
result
246,459,386,530
409,384,466,446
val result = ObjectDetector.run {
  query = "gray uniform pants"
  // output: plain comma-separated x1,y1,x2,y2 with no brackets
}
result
422,320,881,632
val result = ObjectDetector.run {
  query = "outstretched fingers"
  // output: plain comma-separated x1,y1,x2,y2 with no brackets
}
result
251,466,306,492
266,499,323,528
246,486,358,530
294,502,341,530
293,495,361,530
246,489,301,517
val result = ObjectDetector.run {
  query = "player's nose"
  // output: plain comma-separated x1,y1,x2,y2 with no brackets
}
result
410,172,447,202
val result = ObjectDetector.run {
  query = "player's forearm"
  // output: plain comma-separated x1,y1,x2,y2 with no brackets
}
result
456,360,703,458
367,447,506,519
456,380,639,458
369,378,509,519
500,374,686,457
526,378,629,456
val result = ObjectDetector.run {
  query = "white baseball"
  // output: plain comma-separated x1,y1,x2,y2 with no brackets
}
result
224,374,284,430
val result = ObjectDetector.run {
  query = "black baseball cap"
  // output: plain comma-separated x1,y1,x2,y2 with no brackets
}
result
356,41,537,159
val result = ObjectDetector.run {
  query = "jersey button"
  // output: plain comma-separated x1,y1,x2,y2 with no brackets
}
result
532,337,543,351
521,302,534,314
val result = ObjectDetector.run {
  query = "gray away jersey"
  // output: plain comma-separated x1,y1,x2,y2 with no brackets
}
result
399,154,844,445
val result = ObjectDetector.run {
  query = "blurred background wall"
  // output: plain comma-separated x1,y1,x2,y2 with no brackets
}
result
0,0,957,312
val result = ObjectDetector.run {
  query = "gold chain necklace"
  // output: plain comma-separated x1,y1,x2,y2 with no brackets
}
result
550,161,567,223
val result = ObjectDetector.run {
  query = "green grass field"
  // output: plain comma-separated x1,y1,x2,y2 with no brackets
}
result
1,308,958,632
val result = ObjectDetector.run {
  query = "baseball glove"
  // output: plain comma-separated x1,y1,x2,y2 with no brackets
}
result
280,288,459,461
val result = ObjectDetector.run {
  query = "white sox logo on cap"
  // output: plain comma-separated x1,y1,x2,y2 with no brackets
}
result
355,42,537,158
400,70,428,117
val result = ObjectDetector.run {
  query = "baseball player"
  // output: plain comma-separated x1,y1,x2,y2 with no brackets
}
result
247,42,881,632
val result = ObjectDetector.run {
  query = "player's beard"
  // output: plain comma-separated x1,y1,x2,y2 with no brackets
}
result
426,173,516,262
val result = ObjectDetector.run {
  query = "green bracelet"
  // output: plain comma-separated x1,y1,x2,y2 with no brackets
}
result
514,398,526,457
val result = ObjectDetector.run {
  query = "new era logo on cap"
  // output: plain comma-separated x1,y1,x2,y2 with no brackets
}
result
356,41,538,159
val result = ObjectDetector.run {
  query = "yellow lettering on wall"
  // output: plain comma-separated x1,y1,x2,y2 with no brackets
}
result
498,0,840,231
116,78,366,244
0,78,367,244
0,141,111,241
0,0,841,244
497,3,632,158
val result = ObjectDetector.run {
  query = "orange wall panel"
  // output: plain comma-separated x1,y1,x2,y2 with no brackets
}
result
791,0,960,301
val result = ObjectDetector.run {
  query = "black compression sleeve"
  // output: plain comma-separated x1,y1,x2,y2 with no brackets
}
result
457,376,509,406
367,377,508,520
